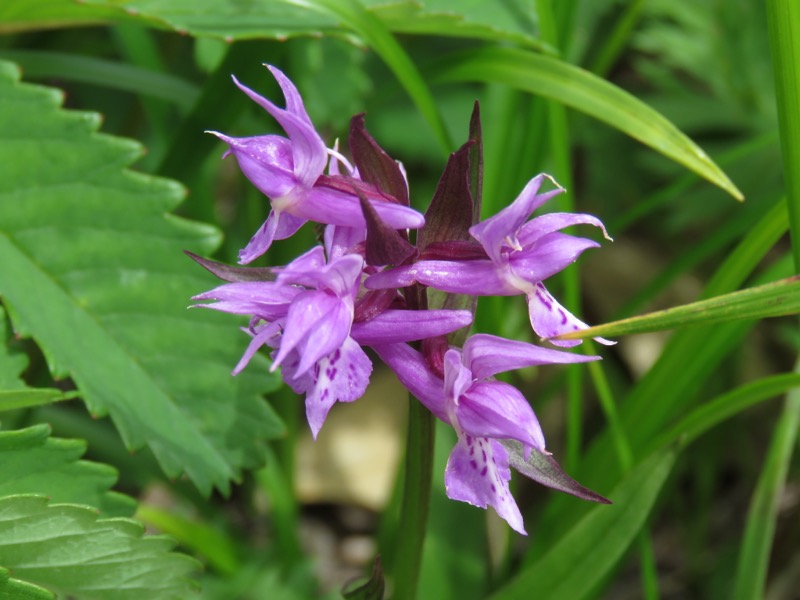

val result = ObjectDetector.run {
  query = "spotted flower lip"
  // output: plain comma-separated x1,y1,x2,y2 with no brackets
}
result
366,174,613,346
192,245,473,438
207,65,424,264
374,334,599,534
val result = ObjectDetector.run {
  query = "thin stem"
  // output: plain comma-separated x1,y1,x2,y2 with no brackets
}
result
390,396,435,600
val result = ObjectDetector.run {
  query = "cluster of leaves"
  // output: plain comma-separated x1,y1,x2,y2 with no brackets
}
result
1,0,799,598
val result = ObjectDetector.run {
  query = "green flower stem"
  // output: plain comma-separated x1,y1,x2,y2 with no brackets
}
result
390,395,435,600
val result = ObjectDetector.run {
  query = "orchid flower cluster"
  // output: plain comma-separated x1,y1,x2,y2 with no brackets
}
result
192,65,613,534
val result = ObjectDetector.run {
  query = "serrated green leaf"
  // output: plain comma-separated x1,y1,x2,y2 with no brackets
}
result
489,448,676,600
0,495,199,600
74,0,542,47
0,0,128,34
552,275,800,342
0,61,284,495
0,305,72,410
0,567,53,600
429,46,744,200
0,425,135,517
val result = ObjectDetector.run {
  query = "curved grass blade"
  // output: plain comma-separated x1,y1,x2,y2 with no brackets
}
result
645,372,800,455
0,495,199,600
551,275,800,342
429,46,743,200
488,448,676,600
732,385,800,600
0,50,199,111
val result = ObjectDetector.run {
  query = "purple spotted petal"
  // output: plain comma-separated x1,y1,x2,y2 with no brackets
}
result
463,333,598,380
458,381,545,450
527,283,614,347
372,343,448,421
272,290,353,374
351,309,473,345
280,337,373,438
445,436,526,535
469,174,563,263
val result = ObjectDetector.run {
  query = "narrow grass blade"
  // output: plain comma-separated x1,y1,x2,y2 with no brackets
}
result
489,448,675,600
552,275,800,342
733,386,800,600
429,46,743,200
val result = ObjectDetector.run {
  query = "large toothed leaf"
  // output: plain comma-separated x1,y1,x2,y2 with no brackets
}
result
0,425,136,517
0,61,283,495
71,0,542,47
0,306,72,411
0,495,199,600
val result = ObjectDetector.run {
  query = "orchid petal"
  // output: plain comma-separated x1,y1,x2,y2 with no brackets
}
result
365,260,515,295
301,187,425,230
192,281,300,319
469,174,563,262
232,72,327,187
444,349,473,404
324,224,366,260
351,309,473,345
463,333,598,380
273,290,352,374
445,436,526,535
239,209,307,264
231,321,282,375
209,133,297,199
517,212,610,247
527,283,614,347
458,381,545,450
372,343,448,420
275,246,327,284
302,338,373,438
509,233,599,284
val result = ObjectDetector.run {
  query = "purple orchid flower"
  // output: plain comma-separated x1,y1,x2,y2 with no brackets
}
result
193,246,473,438
374,334,598,534
366,174,613,346
207,65,424,264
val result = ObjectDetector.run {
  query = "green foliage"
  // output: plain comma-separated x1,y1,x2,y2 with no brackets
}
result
0,0,798,598
0,61,283,495
0,425,135,517
0,495,199,600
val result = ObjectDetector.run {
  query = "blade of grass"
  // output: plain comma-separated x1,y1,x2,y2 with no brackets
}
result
0,50,198,111
428,46,743,200
488,448,676,600
646,372,800,454
733,1,800,597
732,380,800,600
552,275,800,342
